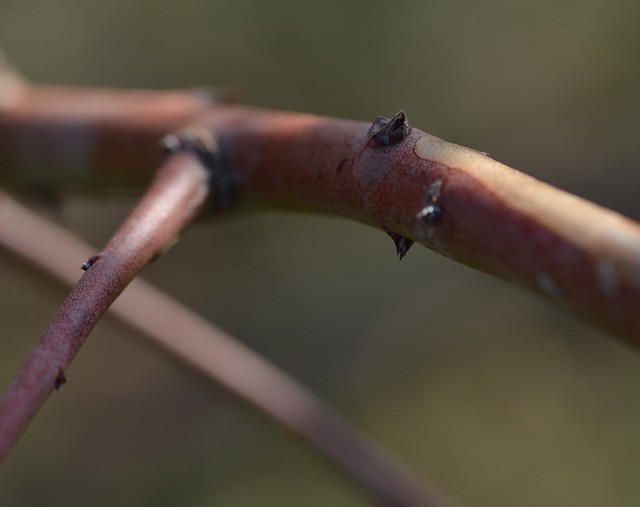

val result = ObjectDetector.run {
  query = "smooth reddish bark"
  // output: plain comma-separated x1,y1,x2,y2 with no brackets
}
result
2,65,639,507
2,84,640,342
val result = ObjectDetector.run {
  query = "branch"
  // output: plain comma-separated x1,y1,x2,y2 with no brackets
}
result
2,83,639,342
0,192,453,507
0,75,220,189
0,149,211,461
0,74,454,505
199,107,640,342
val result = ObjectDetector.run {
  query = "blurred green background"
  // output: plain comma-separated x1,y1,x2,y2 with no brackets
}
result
1,0,640,505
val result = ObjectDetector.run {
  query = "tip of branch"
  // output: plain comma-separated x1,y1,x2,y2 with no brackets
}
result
0,49,26,108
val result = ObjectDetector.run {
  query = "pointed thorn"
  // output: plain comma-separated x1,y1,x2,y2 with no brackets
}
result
81,254,101,271
54,370,67,390
368,110,411,147
387,231,414,260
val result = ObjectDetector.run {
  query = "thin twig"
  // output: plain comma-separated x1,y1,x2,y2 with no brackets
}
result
0,150,211,461
0,192,453,507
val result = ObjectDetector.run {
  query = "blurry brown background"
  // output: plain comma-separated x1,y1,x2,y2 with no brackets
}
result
1,0,640,505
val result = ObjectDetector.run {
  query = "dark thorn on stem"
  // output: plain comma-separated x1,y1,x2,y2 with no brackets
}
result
368,110,411,147
387,231,414,260
54,370,67,390
416,180,444,225
81,254,101,271
160,127,237,213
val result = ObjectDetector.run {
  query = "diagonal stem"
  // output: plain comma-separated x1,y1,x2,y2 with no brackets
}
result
0,191,454,507
0,150,211,462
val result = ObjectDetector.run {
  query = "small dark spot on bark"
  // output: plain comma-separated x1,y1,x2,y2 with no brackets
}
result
416,180,444,225
81,254,101,271
336,158,347,174
368,110,411,147
54,370,67,390
386,231,414,260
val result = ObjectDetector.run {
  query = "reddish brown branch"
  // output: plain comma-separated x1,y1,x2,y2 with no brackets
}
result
0,77,220,188
4,85,636,341
0,150,211,461
199,107,640,341
2,65,636,505
0,76,454,504
0,192,453,507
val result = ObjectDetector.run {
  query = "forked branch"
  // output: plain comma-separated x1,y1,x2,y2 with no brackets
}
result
2,83,639,342
0,65,455,505
0,192,452,507
1,60,640,506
